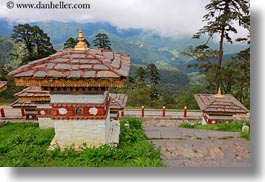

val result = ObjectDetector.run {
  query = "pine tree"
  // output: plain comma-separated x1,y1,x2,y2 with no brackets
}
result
193,0,249,92
146,64,160,101
146,63,160,86
93,33,112,50
64,37,77,49
135,67,146,82
11,24,56,65
64,37,90,49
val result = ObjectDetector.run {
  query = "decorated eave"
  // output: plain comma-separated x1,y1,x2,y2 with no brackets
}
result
109,93,128,111
14,86,50,102
8,27,130,89
194,92,248,115
0,81,7,93
11,101,37,109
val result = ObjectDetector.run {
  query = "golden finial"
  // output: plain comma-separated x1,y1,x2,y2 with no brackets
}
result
74,27,88,51
215,88,224,98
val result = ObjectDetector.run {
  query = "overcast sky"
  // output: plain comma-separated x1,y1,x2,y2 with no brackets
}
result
0,0,247,39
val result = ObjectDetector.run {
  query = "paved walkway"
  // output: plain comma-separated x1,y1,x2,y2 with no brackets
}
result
144,126,250,167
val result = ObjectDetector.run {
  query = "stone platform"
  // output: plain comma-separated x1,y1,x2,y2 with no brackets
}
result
144,126,250,167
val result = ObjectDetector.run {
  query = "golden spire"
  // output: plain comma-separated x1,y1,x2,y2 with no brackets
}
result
215,87,224,98
74,27,88,51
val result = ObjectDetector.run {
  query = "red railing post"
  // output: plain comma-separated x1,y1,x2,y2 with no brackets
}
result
141,106,144,117
121,110,124,117
0,107,5,118
184,106,187,118
162,106,166,117
21,108,26,117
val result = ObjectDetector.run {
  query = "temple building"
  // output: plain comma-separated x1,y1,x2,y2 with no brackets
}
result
8,28,130,149
11,86,128,121
11,86,50,120
109,93,128,120
0,81,7,93
194,89,248,125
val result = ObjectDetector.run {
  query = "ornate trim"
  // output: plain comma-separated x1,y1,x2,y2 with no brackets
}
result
15,78,125,88
18,97,50,102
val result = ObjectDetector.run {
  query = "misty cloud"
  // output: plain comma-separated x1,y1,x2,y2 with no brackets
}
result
0,0,247,39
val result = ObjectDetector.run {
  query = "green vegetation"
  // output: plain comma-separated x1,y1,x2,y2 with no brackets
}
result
112,63,188,109
12,23,56,64
193,0,249,92
63,37,90,49
179,121,250,140
0,118,165,167
93,33,112,50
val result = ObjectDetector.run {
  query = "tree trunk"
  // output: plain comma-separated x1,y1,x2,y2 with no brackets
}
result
216,27,225,93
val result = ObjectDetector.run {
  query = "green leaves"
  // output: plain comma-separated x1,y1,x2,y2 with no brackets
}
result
11,24,56,65
93,33,112,50
63,37,90,49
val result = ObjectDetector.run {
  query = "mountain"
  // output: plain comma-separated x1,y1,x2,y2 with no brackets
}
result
0,19,248,73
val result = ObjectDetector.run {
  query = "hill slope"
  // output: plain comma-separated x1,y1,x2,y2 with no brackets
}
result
0,19,247,73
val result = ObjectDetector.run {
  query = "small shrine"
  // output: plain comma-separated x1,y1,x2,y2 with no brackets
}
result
109,93,128,120
194,88,248,124
8,28,130,149
11,86,50,120
0,81,7,93
11,87,128,122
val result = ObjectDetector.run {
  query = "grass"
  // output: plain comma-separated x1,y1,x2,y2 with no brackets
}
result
0,118,165,167
179,121,250,141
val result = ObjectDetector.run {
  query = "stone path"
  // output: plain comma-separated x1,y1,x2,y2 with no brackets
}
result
144,126,250,167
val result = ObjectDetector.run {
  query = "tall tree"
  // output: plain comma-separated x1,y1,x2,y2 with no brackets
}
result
93,33,112,50
146,63,160,86
135,67,146,82
193,0,249,92
146,63,160,101
11,24,56,65
64,37,90,49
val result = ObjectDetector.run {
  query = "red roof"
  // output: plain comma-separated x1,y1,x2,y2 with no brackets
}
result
8,49,130,79
15,86,50,97
109,93,128,110
194,94,248,114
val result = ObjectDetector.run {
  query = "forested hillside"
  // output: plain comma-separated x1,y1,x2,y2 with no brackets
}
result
0,4,250,110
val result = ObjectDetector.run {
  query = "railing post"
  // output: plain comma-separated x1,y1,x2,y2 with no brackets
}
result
141,105,144,118
0,107,5,118
162,106,166,117
21,108,26,117
121,110,124,117
184,106,187,118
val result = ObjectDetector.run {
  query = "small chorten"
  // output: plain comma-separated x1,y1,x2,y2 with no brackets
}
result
74,27,88,51
215,88,224,98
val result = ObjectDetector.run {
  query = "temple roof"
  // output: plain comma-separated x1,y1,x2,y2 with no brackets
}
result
109,93,128,110
194,94,248,114
0,81,7,92
8,49,130,79
11,101,37,108
15,86,50,97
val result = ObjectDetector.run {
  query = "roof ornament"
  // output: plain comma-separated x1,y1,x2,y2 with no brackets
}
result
74,27,88,51
215,87,224,98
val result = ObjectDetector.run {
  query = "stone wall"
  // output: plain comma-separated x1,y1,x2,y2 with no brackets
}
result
142,117,201,127
38,117,54,129
54,119,107,149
